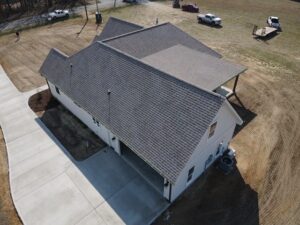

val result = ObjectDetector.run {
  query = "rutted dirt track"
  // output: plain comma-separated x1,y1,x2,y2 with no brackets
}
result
0,0,300,224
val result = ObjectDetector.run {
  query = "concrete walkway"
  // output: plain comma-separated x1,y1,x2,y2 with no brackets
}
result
0,65,168,225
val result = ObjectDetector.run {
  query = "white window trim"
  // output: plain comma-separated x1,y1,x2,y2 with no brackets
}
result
208,121,217,139
186,166,195,185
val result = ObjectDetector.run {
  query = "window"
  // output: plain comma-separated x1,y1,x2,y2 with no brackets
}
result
55,86,60,95
208,122,217,138
205,154,214,169
187,166,195,182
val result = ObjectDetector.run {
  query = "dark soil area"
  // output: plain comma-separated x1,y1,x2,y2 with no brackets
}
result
154,165,259,225
28,89,58,116
29,89,107,161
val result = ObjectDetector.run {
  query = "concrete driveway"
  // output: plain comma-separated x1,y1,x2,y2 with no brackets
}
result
0,65,168,225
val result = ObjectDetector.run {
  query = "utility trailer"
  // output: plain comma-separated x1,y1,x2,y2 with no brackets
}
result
252,25,277,38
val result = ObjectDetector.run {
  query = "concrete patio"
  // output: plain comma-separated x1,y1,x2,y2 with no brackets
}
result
0,65,169,225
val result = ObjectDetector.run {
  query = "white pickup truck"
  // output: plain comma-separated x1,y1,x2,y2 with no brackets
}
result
48,9,69,20
197,13,222,26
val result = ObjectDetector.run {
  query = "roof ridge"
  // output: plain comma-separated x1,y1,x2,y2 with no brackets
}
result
51,48,69,58
97,41,225,100
39,48,69,74
102,22,170,42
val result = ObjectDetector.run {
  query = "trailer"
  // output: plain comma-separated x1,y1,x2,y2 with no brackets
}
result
252,25,277,38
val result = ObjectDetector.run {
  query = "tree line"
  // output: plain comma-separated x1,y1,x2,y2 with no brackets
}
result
0,0,78,21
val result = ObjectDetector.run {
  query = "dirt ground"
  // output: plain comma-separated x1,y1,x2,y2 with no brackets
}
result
28,90,107,161
0,0,299,224
0,129,22,225
28,89,58,116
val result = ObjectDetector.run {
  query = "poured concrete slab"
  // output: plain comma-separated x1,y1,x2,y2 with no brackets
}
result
75,211,106,225
10,145,62,179
7,129,56,166
97,175,169,225
66,164,106,208
15,173,93,225
11,153,70,200
73,148,138,201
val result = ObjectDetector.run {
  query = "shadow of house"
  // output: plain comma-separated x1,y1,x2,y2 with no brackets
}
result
230,102,257,137
154,166,259,225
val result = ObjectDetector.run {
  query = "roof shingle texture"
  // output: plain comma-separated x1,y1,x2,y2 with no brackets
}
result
93,17,143,42
142,44,247,91
104,23,222,58
40,42,225,184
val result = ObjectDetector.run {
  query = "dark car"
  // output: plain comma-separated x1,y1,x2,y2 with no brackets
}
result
181,4,199,13
123,0,136,3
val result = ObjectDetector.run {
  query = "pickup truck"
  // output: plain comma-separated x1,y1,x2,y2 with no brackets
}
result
48,9,69,20
197,13,222,26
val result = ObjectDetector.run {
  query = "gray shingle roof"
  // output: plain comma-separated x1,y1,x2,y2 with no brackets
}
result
93,17,143,42
103,22,222,58
40,42,225,184
142,44,247,91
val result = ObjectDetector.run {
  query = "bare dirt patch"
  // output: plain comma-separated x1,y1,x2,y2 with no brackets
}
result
28,89,58,116
28,90,107,161
0,129,22,225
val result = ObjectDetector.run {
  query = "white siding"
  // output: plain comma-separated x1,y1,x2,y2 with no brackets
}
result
170,102,238,201
48,81,120,154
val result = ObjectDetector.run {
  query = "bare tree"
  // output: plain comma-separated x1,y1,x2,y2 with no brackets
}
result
5,0,12,14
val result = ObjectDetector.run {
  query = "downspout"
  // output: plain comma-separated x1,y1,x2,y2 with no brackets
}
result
169,184,172,202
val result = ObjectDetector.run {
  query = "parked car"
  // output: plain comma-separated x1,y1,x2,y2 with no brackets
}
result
123,0,136,3
267,16,281,30
48,9,69,20
197,13,222,26
181,4,199,13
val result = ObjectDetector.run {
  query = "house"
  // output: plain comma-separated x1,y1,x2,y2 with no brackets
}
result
40,17,246,202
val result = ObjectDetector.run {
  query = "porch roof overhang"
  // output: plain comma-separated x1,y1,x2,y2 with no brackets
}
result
141,44,247,92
